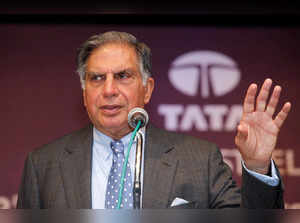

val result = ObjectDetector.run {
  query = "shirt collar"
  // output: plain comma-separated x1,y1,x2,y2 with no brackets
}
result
93,126,145,160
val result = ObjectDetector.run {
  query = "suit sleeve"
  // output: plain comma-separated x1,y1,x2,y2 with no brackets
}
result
207,147,284,208
207,147,241,208
241,163,284,208
17,152,41,208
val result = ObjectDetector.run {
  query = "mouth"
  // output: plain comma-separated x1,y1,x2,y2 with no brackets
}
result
100,105,122,115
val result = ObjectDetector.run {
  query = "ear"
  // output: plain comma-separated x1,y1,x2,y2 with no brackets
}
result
143,77,155,105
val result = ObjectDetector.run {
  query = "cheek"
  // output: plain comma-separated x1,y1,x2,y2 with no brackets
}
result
85,91,99,110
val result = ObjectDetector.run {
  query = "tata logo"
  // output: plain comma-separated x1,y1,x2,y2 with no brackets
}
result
168,51,241,98
158,50,243,132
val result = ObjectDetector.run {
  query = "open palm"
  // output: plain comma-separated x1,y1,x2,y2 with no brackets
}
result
235,79,291,174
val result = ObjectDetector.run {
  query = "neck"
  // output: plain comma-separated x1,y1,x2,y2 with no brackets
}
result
95,126,132,141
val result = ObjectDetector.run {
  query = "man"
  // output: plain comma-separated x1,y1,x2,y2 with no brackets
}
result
17,31,291,209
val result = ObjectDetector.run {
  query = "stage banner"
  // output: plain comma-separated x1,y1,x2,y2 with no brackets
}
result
0,24,299,209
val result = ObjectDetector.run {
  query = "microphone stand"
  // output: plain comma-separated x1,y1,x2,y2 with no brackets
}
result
133,131,143,209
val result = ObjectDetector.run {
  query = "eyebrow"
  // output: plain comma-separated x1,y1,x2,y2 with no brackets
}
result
86,71,102,76
86,68,135,76
115,69,135,75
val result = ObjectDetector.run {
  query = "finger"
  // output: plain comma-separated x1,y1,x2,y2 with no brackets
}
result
256,78,272,112
274,102,292,128
265,85,281,117
243,83,257,114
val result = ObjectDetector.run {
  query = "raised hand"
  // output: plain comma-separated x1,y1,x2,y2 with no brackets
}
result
235,78,291,174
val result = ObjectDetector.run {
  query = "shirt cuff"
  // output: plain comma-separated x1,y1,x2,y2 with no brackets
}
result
242,159,280,187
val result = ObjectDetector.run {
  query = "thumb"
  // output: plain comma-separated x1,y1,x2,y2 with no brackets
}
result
235,124,248,146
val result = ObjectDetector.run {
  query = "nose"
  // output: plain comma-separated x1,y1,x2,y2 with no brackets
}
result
102,74,119,98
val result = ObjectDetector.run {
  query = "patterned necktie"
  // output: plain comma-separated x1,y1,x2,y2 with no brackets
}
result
105,140,133,209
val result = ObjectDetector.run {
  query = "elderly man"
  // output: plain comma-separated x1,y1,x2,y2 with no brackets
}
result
17,31,291,209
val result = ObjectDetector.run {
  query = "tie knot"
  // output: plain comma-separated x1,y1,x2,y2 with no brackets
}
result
110,140,124,154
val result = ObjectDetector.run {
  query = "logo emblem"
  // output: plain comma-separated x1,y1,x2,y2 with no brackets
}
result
168,51,241,98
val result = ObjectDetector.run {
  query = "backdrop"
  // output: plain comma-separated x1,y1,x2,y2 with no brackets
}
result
0,24,299,209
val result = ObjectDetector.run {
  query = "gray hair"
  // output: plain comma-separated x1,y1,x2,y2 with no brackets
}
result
76,31,152,89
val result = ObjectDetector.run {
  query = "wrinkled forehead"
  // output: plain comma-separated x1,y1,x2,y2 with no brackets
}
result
86,42,140,73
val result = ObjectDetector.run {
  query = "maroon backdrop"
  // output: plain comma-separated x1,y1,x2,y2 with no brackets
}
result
1,24,299,209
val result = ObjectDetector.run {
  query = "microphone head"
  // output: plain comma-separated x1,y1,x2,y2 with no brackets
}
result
128,107,149,129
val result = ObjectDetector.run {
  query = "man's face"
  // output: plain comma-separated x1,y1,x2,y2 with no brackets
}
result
83,43,154,140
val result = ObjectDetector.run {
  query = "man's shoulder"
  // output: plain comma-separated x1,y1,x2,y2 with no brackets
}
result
147,124,219,153
29,124,93,160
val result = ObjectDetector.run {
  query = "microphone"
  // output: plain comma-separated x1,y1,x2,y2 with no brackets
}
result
128,107,148,209
128,107,149,129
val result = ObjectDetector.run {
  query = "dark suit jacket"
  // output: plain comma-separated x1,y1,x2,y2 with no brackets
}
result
17,124,284,208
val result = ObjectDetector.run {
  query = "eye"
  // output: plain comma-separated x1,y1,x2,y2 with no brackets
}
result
89,74,105,81
115,71,131,80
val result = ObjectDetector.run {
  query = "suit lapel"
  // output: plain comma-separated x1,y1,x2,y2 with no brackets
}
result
58,124,178,208
142,125,179,208
59,125,93,208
